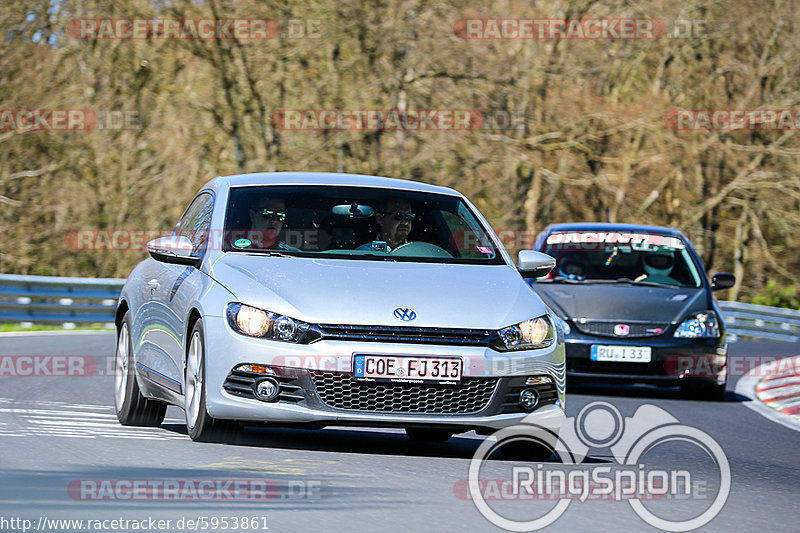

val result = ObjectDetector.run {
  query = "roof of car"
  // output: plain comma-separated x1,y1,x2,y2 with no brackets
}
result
206,172,461,196
543,222,685,237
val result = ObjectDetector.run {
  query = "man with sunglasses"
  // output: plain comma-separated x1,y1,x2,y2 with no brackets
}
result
247,197,300,251
357,198,416,252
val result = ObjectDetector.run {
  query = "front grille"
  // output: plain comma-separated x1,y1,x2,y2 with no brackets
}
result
310,372,498,414
313,324,494,346
573,320,669,338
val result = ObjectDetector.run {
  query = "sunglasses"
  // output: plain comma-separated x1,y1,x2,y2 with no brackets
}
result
383,212,416,222
260,209,286,221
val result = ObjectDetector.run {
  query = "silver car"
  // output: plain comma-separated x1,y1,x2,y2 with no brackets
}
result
113,172,565,455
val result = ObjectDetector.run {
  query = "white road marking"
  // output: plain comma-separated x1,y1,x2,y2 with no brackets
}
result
756,384,800,401
768,396,800,410
736,356,800,432
0,330,113,337
0,398,187,440
757,376,800,390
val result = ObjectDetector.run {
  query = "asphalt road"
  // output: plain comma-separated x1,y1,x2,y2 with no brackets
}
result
0,332,797,533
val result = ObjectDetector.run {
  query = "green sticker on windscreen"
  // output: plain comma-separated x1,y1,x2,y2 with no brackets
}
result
233,238,252,248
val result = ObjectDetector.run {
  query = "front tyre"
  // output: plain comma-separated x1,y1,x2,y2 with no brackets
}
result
185,319,236,442
114,311,166,426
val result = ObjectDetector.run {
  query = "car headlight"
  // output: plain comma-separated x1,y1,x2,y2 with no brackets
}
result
674,312,720,338
226,303,310,342
492,315,555,351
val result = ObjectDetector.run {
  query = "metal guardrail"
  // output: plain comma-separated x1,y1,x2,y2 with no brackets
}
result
718,300,800,343
0,273,124,325
0,274,799,340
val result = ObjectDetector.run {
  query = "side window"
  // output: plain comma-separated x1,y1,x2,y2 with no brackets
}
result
175,193,214,256
441,210,489,259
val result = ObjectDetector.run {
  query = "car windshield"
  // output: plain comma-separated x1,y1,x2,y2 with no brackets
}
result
222,185,505,264
538,230,703,288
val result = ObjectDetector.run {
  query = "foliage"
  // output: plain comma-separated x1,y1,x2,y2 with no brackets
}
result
750,281,799,310
1,0,799,306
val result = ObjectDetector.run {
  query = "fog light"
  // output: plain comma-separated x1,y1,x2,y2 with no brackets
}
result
519,388,539,410
253,378,280,402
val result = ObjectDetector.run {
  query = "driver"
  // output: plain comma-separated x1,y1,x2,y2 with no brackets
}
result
637,250,678,285
247,196,300,251
357,198,415,252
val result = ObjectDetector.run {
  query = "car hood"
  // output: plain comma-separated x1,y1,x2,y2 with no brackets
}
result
207,254,547,329
531,282,708,324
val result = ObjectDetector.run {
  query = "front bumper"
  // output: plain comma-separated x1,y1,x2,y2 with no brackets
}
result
564,334,727,385
201,315,567,432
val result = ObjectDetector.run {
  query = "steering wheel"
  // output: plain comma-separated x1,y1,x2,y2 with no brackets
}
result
390,241,453,258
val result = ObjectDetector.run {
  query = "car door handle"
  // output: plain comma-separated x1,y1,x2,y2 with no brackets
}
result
146,279,160,294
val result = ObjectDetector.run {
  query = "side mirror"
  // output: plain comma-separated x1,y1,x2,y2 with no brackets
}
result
711,272,735,291
518,250,556,279
146,235,200,267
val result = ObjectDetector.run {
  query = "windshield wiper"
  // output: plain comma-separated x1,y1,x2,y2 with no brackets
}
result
240,250,291,257
537,276,586,284
611,278,677,288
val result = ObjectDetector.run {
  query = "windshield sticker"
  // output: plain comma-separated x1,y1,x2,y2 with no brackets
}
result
477,246,493,254
233,238,252,248
546,232,685,250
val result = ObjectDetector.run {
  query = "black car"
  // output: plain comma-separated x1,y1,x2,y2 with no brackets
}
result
529,223,735,400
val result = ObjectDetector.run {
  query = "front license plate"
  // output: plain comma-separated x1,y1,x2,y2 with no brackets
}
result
591,345,652,363
352,354,462,384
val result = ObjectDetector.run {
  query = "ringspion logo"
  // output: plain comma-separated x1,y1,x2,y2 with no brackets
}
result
467,402,730,531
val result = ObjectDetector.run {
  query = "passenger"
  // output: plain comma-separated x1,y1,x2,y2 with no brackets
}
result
248,197,300,251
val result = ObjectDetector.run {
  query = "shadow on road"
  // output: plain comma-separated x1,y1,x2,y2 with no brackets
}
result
158,423,611,464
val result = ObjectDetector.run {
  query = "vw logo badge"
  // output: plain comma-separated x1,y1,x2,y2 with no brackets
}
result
614,324,630,336
393,307,417,321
